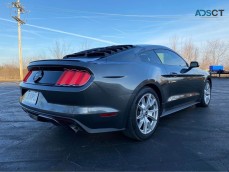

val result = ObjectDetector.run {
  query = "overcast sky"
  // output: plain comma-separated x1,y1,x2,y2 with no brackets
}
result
0,0,228,64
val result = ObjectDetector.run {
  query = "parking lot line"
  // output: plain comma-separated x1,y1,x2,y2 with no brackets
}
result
0,90,18,95
0,82,20,85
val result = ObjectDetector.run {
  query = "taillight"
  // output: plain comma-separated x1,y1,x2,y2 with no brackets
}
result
56,70,91,86
23,71,32,82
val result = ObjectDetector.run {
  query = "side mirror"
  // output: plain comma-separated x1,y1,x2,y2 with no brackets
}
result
190,61,199,68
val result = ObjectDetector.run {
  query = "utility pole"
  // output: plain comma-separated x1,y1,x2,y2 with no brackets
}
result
12,0,25,80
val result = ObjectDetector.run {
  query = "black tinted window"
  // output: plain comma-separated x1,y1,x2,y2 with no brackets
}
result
139,50,162,64
154,49,187,66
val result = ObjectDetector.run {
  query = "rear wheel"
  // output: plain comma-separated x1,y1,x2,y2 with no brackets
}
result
124,87,161,140
198,80,211,107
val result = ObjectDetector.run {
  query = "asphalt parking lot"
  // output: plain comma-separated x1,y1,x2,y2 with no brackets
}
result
0,78,228,171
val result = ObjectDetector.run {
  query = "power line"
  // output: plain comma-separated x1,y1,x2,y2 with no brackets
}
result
33,6,182,18
25,23,118,45
12,0,25,81
0,18,118,45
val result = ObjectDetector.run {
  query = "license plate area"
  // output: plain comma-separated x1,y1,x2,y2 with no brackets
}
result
23,91,39,105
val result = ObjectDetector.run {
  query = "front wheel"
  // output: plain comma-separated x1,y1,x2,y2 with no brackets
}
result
124,87,161,140
198,80,211,107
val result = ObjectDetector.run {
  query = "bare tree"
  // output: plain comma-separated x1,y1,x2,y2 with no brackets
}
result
50,40,73,59
169,35,179,52
169,36,199,63
181,38,199,63
78,41,91,52
23,53,47,67
201,40,228,69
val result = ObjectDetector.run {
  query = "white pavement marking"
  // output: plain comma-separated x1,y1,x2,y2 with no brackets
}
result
0,82,20,85
0,90,19,95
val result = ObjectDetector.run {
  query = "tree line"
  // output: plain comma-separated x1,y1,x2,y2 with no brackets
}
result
0,38,228,81
169,36,229,70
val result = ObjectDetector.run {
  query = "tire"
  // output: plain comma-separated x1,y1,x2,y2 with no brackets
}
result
197,80,211,107
124,87,161,141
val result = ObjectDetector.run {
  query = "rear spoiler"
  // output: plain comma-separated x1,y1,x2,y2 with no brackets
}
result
28,59,93,71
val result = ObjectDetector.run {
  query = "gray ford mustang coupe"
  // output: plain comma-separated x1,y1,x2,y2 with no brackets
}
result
20,45,211,140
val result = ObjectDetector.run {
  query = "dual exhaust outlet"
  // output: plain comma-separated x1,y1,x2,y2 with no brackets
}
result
37,114,80,133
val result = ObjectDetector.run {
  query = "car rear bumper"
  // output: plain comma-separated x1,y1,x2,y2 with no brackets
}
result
19,78,134,133
20,91,125,133
20,103,124,133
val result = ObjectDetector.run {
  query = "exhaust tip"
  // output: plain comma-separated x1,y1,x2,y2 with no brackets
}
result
37,115,61,126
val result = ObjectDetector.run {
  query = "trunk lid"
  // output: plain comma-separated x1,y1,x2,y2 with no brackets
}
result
25,59,98,85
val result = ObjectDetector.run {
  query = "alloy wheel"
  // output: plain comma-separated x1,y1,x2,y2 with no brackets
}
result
204,82,211,104
136,93,159,134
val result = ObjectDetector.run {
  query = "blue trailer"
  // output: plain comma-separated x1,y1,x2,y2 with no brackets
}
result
209,65,224,72
209,65,229,77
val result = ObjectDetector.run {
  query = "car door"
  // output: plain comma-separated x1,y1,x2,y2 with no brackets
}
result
154,49,201,110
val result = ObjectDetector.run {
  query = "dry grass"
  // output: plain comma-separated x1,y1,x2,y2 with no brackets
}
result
0,65,28,81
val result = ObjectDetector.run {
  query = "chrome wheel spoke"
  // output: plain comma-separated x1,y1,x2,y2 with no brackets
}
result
141,97,146,108
137,111,144,119
143,118,149,134
147,114,157,121
146,94,151,108
150,98,156,106
138,104,144,110
147,109,158,121
138,119,144,129
146,95,156,109
206,96,210,103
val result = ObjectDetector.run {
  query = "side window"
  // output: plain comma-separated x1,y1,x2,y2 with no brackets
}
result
139,50,162,64
154,49,187,67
